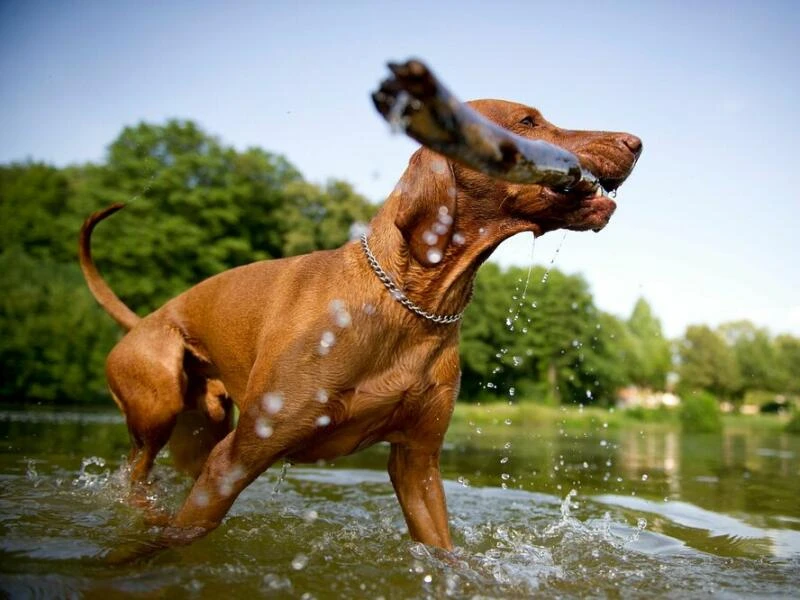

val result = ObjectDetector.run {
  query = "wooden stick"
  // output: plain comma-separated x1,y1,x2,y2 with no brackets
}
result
372,59,599,193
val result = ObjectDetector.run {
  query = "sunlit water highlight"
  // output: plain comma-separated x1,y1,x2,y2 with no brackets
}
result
1,409,798,598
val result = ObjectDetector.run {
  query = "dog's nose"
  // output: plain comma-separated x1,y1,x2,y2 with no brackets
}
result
621,134,643,158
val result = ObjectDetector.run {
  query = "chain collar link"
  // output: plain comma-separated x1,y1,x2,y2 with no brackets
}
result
359,234,463,325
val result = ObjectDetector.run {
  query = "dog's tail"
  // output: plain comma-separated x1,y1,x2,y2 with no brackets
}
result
79,203,140,331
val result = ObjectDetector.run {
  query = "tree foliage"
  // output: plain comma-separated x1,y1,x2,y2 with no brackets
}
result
461,265,634,406
0,120,375,404
677,325,740,401
626,298,672,389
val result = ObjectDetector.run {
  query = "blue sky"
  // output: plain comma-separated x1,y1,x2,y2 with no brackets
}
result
1,0,798,338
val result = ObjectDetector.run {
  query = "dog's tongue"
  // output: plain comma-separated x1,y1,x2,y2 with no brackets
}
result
373,59,601,194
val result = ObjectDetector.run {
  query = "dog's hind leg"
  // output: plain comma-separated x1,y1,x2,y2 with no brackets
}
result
106,327,188,486
169,378,233,480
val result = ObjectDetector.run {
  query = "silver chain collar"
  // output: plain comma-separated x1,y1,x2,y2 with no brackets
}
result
359,234,463,325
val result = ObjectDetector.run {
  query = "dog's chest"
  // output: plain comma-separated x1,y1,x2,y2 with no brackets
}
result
286,341,457,463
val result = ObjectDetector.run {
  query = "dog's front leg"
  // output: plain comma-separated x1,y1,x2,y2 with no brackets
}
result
388,442,453,550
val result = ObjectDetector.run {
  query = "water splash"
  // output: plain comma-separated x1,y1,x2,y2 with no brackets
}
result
505,232,537,333
273,461,291,496
387,91,411,134
73,457,110,490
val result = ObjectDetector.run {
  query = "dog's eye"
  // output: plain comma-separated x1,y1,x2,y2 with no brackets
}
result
520,116,536,128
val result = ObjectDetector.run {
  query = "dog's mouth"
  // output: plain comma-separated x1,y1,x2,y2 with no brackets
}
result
540,170,629,233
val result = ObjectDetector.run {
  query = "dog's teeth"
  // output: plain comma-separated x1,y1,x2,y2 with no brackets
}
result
595,186,604,197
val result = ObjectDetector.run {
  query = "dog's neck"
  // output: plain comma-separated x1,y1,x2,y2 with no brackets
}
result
365,195,537,324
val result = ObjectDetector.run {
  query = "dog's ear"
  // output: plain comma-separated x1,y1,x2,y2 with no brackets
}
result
394,148,457,267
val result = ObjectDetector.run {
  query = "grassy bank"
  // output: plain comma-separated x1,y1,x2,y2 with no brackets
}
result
452,401,792,433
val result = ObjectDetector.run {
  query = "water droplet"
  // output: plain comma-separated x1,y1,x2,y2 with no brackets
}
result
316,415,331,427
511,356,522,367
303,509,318,523
500,456,509,464
500,473,510,481
291,553,309,570
426,248,442,263
503,418,512,426
422,230,438,245
194,490,209,507
452,232,466,245
423,574,433,583
388,90,411,134
433,222,449,235
348,222,370,241
319,330,336,354
262,574,292,592
362,303,376,315
329,299,352,327
255,417,273,439
316,389,329,403
262,392,284,415
641,473,649,481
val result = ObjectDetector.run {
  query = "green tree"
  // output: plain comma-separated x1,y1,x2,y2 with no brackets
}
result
460,263,516,399
0,249,120,403
626,298,672,390
0,162,74,260
0,120,376,404
677,325,741,402
774,334,800,395
460,264,629,406
719,320,781,395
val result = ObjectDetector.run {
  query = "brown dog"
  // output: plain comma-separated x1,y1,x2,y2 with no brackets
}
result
80,98,640,554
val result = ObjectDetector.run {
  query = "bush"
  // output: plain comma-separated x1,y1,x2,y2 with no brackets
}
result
624,405,678,424
680,390,722,433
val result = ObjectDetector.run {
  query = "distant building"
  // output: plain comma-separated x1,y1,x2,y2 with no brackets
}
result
617,386,681,410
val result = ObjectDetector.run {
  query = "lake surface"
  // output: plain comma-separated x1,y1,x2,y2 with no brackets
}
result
1,406,798,598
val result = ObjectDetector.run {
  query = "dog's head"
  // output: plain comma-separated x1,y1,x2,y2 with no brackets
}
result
391,99,641,266
464,99,641,234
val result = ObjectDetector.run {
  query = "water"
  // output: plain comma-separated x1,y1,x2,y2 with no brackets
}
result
1,408,798,598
